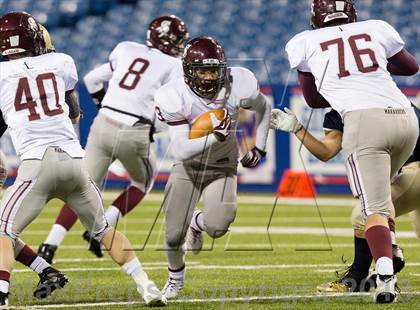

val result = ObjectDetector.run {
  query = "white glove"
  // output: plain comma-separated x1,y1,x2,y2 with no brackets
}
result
210,109,231,141
270,108,303,133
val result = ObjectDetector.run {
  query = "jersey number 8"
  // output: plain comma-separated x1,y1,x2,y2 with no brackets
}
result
119,58,150,90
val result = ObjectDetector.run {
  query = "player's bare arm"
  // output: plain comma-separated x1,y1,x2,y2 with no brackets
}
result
65,90,81,124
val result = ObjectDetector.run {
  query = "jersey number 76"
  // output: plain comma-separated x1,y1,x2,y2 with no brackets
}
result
320,34,379,78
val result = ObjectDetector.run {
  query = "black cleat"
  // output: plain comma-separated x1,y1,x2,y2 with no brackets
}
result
0,291,8,306
392,244,405,274
82,231,103,258
317,261,374,293
33,267,68,299
37,243,58,264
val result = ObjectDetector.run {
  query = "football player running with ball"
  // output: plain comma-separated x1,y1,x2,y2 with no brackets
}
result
0,12,165,306
154,37,271,299
38,15,188,262
284,0,419,303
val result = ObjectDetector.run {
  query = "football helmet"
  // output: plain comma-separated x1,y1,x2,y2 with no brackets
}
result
39,24,55,53
311,0,357,29
0,11,45,56
147,15,188,57
183,37,227,100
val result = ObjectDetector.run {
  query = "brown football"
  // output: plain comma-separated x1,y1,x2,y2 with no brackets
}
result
189,109,225,139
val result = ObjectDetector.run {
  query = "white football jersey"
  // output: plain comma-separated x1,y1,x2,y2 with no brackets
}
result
0,52,83,160
100,41,183,125
155,67,259,166
286,20,411,116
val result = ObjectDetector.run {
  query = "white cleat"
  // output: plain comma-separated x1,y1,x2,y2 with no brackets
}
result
183,227,203,255
137,280,167,307
374,275,397,304
162,277,184,300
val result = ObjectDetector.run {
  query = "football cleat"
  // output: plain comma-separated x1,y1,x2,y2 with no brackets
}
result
374,275,397,304
137,280,167,307
82,231,103,258
33,267,68,299
0,292,8,306
392,244,405,274
162,278,184,300
37,243,57,264
183,227,203,255
317,263,374,293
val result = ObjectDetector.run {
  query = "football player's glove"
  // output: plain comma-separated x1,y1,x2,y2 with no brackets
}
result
210,109,231,142
90,88,106,108
270,108,303,133
240,146,266,168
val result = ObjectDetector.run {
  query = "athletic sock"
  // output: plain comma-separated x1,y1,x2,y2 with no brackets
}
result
365,225,393,275
189,209,203,232
110,186,145,227
121,258,149,286
353,236,373,276
55,204,78,231
29,256,51,274
0,271,10,294
16,244,38,267
168,265,185,280
44,224,68,247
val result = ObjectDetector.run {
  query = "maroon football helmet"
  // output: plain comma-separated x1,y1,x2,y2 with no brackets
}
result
183,37,227,100
147,15,189,57
0,11,45,56
311,0,357,29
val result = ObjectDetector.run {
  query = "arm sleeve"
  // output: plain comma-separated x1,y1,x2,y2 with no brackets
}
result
63,56,78,91
298,70,330,108
169,123,218,161
387,49,419,76
240,93,271,151
379,20,405,58
83,63,113,94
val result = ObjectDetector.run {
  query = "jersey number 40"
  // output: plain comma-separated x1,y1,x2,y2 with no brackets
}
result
15,72,64,121
320,33,379,78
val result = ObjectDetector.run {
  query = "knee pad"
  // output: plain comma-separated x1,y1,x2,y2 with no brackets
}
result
204,206,236,239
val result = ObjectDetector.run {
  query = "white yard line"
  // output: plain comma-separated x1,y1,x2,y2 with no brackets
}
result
7,292,420,309
23,227,418,238
13,262,420,273
27,242,420,251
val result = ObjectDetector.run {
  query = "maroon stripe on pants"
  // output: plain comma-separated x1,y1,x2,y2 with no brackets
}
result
1,181,31,234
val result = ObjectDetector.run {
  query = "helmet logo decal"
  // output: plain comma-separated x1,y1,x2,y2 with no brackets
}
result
27,17,37,31
336,1,345,11
203,59,220,64
9,35,19,47
157,20,171,37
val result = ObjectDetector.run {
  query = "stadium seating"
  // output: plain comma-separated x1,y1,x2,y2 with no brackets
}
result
0,0,417,85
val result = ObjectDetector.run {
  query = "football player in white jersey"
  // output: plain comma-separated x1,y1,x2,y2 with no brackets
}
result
0,23,81,301
38,15,189,262
154,37,271,299
285,0,419,303
0,12,165,306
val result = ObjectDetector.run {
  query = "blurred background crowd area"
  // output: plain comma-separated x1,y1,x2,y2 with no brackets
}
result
0,0,418,86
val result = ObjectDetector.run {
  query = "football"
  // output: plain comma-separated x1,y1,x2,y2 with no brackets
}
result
189,108,225,139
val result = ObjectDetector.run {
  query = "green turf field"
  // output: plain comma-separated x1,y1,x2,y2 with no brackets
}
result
8,192,420,309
